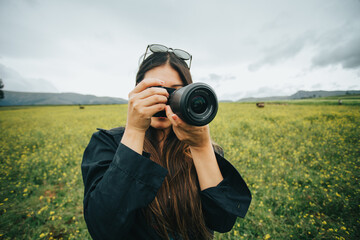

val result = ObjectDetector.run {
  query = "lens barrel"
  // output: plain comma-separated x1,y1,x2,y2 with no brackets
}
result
168,82,218,126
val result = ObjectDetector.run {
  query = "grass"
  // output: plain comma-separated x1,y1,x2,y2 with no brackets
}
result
0,103,359,239
253,94,360,106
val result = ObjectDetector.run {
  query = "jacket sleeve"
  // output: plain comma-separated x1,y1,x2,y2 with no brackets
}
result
81,130,168,240
200,151,252,233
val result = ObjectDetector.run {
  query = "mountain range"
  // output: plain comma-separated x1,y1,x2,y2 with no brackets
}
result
0,90,360,106
237,90,360,102
0,91,127,106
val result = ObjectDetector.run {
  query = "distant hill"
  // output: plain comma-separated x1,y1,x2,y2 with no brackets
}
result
0,91,127,106
237,90,360,102
289,90,360,99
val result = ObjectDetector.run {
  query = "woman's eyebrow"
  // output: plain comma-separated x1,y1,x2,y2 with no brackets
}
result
171,84,184,88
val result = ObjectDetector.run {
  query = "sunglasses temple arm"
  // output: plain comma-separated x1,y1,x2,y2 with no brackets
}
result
143,45,149,62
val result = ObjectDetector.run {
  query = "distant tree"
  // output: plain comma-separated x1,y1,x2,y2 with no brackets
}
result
0,78,4,99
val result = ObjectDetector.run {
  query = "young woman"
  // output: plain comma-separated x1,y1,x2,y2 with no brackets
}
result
81,44,251,240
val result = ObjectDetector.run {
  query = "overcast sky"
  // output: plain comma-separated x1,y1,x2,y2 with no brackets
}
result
1,0,359,100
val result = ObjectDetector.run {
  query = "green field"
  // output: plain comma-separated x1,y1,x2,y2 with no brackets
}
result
266,94,360,106
0,103,359,239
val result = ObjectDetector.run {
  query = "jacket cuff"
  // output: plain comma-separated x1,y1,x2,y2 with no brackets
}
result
111,143,168,189
200,152,252,218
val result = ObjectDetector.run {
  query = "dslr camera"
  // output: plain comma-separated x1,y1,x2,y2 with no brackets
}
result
153,82,218,126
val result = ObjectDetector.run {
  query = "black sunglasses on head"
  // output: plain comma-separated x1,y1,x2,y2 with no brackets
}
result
142,44,192,69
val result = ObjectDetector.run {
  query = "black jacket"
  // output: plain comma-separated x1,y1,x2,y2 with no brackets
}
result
81,127,251,240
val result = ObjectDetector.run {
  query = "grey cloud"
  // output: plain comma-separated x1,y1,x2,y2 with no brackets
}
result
260,11,292,32
200,73,236,82
220,85,296,101
0,0,267,66
311,83,323,90
312,28,360,69
349,84,360,89
0,2,53,58
1,0,359,99
249,23,360,72
248,31,314,71
243,86,289,98
208,74,222,82
248,0,360,72
331,82,342,89
0,64,58,92
199,73,236,88
219,92,244,101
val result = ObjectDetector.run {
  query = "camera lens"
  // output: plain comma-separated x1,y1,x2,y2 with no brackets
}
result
168,82,218,126
191,96,207,114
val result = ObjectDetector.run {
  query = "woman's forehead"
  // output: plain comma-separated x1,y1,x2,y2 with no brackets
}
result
144,64,183,86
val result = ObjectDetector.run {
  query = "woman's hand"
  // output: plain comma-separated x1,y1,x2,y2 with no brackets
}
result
165,105,211,149
126,78,169,133
121,78,168,155
165,105,223,190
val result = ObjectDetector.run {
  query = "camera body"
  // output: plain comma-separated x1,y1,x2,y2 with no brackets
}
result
153,82,218,126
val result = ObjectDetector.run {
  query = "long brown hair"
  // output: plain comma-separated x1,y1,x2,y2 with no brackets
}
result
136,52,212,239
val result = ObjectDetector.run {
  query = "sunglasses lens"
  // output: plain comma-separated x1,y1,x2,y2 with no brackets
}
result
149,44,168,53
143,44,192,68
173,49,191,60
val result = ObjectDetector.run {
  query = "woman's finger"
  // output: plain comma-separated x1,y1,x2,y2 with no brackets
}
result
141,94,168,107
145,103,167,116
135,86,169,100
165,105,183,127
132,78,165,94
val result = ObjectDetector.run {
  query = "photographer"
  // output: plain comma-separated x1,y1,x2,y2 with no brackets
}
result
81,44,251,240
